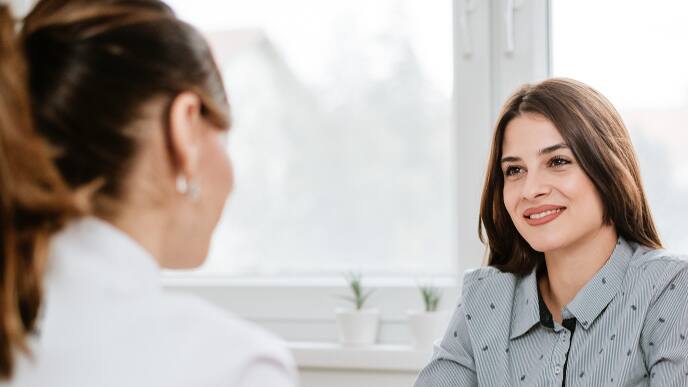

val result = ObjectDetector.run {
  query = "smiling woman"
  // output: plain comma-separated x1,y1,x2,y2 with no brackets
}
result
414,78,688,386
483,78,661,277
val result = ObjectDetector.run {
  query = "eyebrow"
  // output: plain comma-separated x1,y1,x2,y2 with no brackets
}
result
500,143,570,164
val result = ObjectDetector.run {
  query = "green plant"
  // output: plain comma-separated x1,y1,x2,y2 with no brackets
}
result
342,272,374,310
419,285,441,312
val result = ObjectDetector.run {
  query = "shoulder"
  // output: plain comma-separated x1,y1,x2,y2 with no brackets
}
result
460,266,519,323
461,266,518,297
454,267,518,359
627,245,688,284
626,244,688,302
157,293,296,381
632,249,688,360
627,243,687,268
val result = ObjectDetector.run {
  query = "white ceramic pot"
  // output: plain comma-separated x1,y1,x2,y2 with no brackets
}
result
335,308,380,346
407,310,451,349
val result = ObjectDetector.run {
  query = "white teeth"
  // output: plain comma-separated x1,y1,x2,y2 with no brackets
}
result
529,208,562,220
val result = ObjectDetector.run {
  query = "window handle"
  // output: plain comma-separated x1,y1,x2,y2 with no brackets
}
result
459,0,476,58
505,0,524,55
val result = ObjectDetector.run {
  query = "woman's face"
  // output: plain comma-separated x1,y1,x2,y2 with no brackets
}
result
500,113,607,253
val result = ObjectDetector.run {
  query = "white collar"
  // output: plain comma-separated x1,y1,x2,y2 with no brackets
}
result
48,216,160,293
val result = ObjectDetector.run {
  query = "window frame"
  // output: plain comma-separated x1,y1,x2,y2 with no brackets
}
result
163,0,552,346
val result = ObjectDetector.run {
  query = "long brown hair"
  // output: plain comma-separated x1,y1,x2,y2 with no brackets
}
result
1,0,230,378
0,4,79,379
479,78,662,276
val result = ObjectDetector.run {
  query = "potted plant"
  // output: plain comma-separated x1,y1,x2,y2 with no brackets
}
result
335,272,379,346
407,284,451,349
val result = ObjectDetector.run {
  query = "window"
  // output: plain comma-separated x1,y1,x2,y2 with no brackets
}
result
165,0,457,277
162,0,687,346
552,0,688,253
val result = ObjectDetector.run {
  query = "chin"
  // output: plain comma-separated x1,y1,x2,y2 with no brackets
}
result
521,231,570,254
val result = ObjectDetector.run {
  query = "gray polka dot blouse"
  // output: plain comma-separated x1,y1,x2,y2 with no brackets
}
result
413,237,688,386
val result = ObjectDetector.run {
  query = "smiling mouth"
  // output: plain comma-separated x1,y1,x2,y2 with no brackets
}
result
527,208,563,220
523,207,566,226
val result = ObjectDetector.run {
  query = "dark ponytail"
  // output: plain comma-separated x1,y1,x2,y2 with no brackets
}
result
0,4,79,379
21,0,230,217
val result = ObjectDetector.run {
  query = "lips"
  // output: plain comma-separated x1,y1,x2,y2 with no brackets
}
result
523,205,565,217
523,205,566,226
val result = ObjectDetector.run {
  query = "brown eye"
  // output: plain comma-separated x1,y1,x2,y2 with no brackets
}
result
549,157,571,167
504,166,524,176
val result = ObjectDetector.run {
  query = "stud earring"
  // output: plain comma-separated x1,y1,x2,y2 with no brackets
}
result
176,175,200,201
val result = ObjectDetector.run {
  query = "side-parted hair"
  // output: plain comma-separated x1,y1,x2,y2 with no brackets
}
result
479,78,662,276
0,0,230,378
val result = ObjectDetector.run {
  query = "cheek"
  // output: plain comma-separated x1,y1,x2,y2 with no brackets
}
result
560,170,593,202
502,182,520,220
214,144,233,194
581,183,605,218
560,169,605,221
201,133,233,198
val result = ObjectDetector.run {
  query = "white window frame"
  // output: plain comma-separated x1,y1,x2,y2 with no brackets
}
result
166,0,551,353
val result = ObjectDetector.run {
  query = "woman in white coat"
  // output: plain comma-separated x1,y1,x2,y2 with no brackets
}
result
0,1,297,386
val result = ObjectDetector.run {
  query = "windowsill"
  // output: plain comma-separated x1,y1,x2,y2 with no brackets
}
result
287,341,431,372
162,275,461,345
161,274,460,288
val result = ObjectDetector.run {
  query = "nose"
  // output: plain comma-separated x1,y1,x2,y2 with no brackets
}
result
520,169,551,201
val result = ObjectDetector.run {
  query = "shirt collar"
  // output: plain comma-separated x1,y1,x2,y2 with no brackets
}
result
510,267,541,339
48,216,160,292
564,236,633,330
510,236,633,339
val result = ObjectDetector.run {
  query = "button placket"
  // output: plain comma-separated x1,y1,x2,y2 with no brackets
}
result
550,330,571,378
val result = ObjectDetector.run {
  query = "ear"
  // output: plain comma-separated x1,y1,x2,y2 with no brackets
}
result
168,92,203,178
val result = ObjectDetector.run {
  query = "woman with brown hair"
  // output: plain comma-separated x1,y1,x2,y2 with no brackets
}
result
0,1,296,386
415,78,687,386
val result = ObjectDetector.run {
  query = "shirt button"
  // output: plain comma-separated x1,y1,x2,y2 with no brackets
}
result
555,366,562,375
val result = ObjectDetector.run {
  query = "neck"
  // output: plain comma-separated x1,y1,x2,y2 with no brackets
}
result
103,206,170,267
539,224,618,322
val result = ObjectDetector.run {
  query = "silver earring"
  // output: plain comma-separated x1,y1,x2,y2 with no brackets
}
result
176,175,201,201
